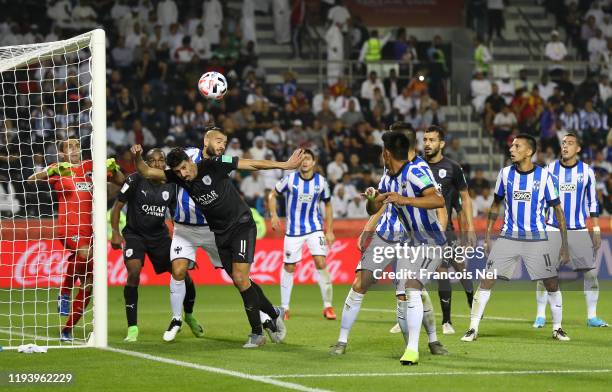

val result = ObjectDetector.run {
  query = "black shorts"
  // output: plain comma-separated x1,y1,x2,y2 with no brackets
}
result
123,232,172,275
214,215,257,274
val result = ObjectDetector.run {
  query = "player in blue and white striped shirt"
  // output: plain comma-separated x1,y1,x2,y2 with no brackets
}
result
533,132,607,328
462,134,572,343
162,140,223,342
269,149,336,320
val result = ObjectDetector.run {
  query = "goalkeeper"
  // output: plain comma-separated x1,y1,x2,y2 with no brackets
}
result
27,139,125,341
110,148,204,342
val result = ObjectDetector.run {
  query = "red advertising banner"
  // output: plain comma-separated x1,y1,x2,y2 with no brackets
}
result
0,239,361,288
344,0,465,27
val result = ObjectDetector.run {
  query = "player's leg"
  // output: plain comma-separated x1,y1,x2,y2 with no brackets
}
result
124,259,142,342
61,240,93,341
462,238,516,342
308,231,335,319
450,258,474,307
523,240,570,341
436,262,454,333
58,251,77,316
280,234,304,317
399,279,425,365
570,231,608,327
534,279,548,328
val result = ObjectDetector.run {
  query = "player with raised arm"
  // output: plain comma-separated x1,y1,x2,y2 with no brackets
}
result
27,139,124,341
330,131,448,362
461,134,571,343
533,132,607,328
131,129,302,348
422,125,476,335
268,149,336,320
110,148,204,342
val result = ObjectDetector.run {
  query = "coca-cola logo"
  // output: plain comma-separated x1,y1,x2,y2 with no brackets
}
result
14,242,71,286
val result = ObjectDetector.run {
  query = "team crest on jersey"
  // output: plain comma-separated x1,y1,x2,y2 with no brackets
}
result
125,249,133,257
532,180,540,191
576,174,584,182
202,175,212,185
85,171,93,177
438,169,447,178
162,191,170,200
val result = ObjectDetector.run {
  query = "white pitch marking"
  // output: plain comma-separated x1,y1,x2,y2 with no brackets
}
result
361,307,530,322
262,369,612,379
105,346,332,392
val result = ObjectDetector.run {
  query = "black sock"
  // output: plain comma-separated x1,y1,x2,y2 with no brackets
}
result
124,286,138,327
240,285,263,335
464,285,474,308
438,279,452,324
251,281,278,319
183,274,196,314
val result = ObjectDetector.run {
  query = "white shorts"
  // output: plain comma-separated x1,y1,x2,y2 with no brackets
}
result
171,223,223,268
283,231,328,264
402,244,444,286
547,227,596,271
487,237,561,281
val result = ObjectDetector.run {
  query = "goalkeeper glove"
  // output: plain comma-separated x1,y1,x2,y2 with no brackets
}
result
106,158,121,174
46,162,72,177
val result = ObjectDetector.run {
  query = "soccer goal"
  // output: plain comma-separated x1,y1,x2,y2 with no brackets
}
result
0,29,107,349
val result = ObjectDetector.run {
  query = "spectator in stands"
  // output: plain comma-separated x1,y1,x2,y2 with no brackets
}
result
468,168,491,196
317,100,338,129
473,36,492,75
156,0,178,28
341,100,365,128
586,1,606,26
242,0,257,51
290,0,306,58
514,68,531,92
127,119,156,149
47,0,72,28
580,99,604,146
422,100,446,130
581,15,598,60
203,0,223,45
249,135,272,160
393,86,415,118
0,174,20,216
247,85,270,107
497,71,515,105
107,118,128,156
560,102,580,132
445,137,470,176
326,152,348,185
384,68,402,100
226,138,244,158
601,14,612,39
335,173,358,200
192,24,212,60
472,186,493,217
484,83,506,129
358,29,392,66
537,73,557,102
115,87,138,123
272,0,291,45
540,101,560,152
325,21,344,86
471,70,492,113
493,104,517,150
112,36,134,71
370,87,391,116
71,1,97,29
287,119,309,149
588,28,607,71
331,185,348,218
557,70,576,102
360,71,385,102
240,170,267,208
328,0,351,33
545,30,567,78
346,196,368,218
599,74,611,103
487,0,505,41
333,88,360,117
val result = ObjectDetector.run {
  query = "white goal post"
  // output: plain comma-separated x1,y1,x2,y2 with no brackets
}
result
0,29,107,349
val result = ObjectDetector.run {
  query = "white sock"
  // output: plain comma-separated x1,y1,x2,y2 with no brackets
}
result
317,266,333,308
548,290,563,330
170,277,185,320
338,289,364,343
405,290,424,352
397,299,408,345
421,290,437,343
535,280,548,319
280,267,294,310
260,311,271,323
469,288,491,331
583,270,599,319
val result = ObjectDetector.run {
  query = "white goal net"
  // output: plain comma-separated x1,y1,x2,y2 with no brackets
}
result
0,29,107,349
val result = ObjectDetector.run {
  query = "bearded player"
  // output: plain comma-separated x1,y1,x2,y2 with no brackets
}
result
28,139,124,341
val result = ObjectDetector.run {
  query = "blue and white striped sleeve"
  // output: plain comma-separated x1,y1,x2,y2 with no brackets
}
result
275,175,289,194
408,166,435,192
377,174,389,193
544,171,560,206
586,167,599,217
493,168,505,201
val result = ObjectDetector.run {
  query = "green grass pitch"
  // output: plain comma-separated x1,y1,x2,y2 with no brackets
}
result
1,284,611,392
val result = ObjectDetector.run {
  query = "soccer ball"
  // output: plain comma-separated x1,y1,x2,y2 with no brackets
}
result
198,71,227,100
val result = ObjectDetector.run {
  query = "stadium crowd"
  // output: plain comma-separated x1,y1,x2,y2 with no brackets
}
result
0,0,610,220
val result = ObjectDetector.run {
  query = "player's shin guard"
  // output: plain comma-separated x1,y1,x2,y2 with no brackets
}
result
183,274,196,314
317,266,333,308
469,288,491,331
438,278,452,324
547,290,563,330
536,280,548,319
583,270,599,319
63,288,91,332
240,285,263,335
397,299,408,345
405,290,423,352
280,267,294,310
170,277,186,320
460,278,474,307
124,286,138,327
251,281,278,319
338,289,364,343
421,290,438,343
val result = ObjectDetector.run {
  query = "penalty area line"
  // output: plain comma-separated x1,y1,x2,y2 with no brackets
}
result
104,346,332,392
261,369,612,379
